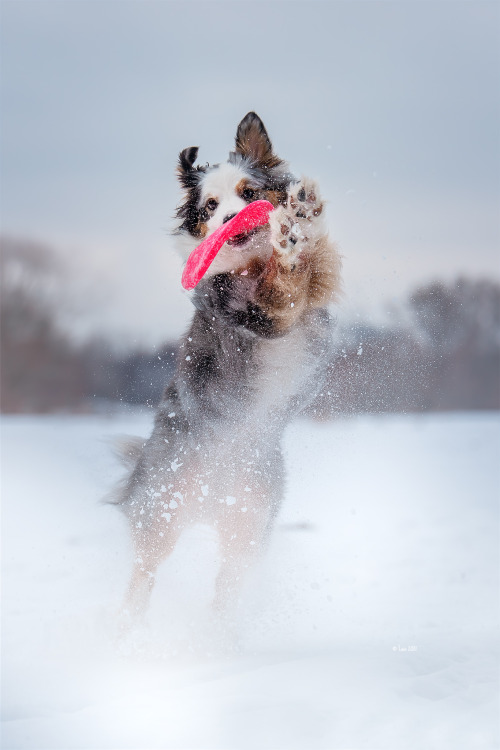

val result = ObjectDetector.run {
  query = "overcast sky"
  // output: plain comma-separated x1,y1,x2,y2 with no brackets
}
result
1,0,499,345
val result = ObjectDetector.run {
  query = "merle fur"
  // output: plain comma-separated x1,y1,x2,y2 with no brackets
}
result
113,112,336,615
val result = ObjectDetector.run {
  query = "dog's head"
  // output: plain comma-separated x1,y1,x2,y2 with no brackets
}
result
174,112,295,275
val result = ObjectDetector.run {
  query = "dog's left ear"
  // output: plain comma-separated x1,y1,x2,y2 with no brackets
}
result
235,112,281,168
177,146,201,188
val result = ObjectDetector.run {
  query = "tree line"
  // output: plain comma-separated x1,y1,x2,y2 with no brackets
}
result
1,236,499,414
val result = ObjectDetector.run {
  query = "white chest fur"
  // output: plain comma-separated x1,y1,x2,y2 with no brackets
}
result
253,324,318,419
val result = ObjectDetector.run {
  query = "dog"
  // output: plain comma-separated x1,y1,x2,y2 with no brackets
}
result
113,112,342,616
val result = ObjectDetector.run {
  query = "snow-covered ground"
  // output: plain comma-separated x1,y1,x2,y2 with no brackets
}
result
1,411,499,750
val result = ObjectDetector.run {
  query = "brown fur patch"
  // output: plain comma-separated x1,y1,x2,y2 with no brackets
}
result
234,180,287,210
187,221,204,239
195,221,208,238
256,237,342,334
235,137,282,169
238,257,268,277
235,178,248,196
263,189,287,207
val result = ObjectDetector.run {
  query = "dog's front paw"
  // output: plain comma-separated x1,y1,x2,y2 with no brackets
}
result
289,178,324,222
269,178,324,265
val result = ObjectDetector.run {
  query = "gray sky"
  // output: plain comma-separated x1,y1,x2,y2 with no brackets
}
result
1,0,499,345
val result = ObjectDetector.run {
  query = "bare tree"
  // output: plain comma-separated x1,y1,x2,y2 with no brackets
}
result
309,277,500,417
2,237,498,414
410,278,500,409
1,237,86,411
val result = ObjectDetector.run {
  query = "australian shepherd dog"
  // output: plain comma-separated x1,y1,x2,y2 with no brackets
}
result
113,112,342,617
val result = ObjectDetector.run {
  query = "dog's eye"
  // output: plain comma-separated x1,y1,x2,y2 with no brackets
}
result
242,188,255,201
206,199,218,211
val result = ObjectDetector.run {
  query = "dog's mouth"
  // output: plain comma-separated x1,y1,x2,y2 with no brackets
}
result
226,227,260,247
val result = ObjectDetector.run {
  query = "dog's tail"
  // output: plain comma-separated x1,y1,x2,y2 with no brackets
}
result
103,434,145,506
112,434,145,469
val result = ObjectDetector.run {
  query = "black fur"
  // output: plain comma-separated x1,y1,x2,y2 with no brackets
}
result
213,274,277,337
175,146,208,235
177,146,201,185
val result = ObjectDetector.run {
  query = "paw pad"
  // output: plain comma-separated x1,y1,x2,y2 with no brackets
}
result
289,179,323,221
269,177,324,263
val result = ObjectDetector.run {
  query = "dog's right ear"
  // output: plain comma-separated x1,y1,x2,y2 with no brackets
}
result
177,146,199,187
235,112,281,168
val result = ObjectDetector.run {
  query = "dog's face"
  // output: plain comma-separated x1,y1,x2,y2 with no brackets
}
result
174,112,295,275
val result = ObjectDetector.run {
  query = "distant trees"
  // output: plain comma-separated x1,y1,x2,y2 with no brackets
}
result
1,236,499,414
0,237,175,412
310,323,430,417
1,238,86,411
83,340,176,408
409,279,500,410
309,278,500,417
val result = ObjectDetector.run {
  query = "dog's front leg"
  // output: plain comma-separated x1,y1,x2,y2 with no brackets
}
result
256,178,342,334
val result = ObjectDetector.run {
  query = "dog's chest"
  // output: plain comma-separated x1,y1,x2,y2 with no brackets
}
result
251,326,316,418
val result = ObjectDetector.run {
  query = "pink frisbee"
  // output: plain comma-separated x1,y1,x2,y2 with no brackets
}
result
181,200,274,290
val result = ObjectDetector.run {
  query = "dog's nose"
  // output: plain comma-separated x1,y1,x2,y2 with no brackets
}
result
223,213,237,224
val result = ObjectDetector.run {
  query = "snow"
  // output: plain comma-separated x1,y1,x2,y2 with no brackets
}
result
1,411,499,749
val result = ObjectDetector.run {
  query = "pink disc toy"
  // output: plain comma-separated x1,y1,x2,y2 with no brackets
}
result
181,200,274,290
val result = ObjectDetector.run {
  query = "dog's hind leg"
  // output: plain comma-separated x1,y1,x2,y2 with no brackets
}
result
254,178,342,335
121,515,184,619
123,562,156,618
213,502,271,614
